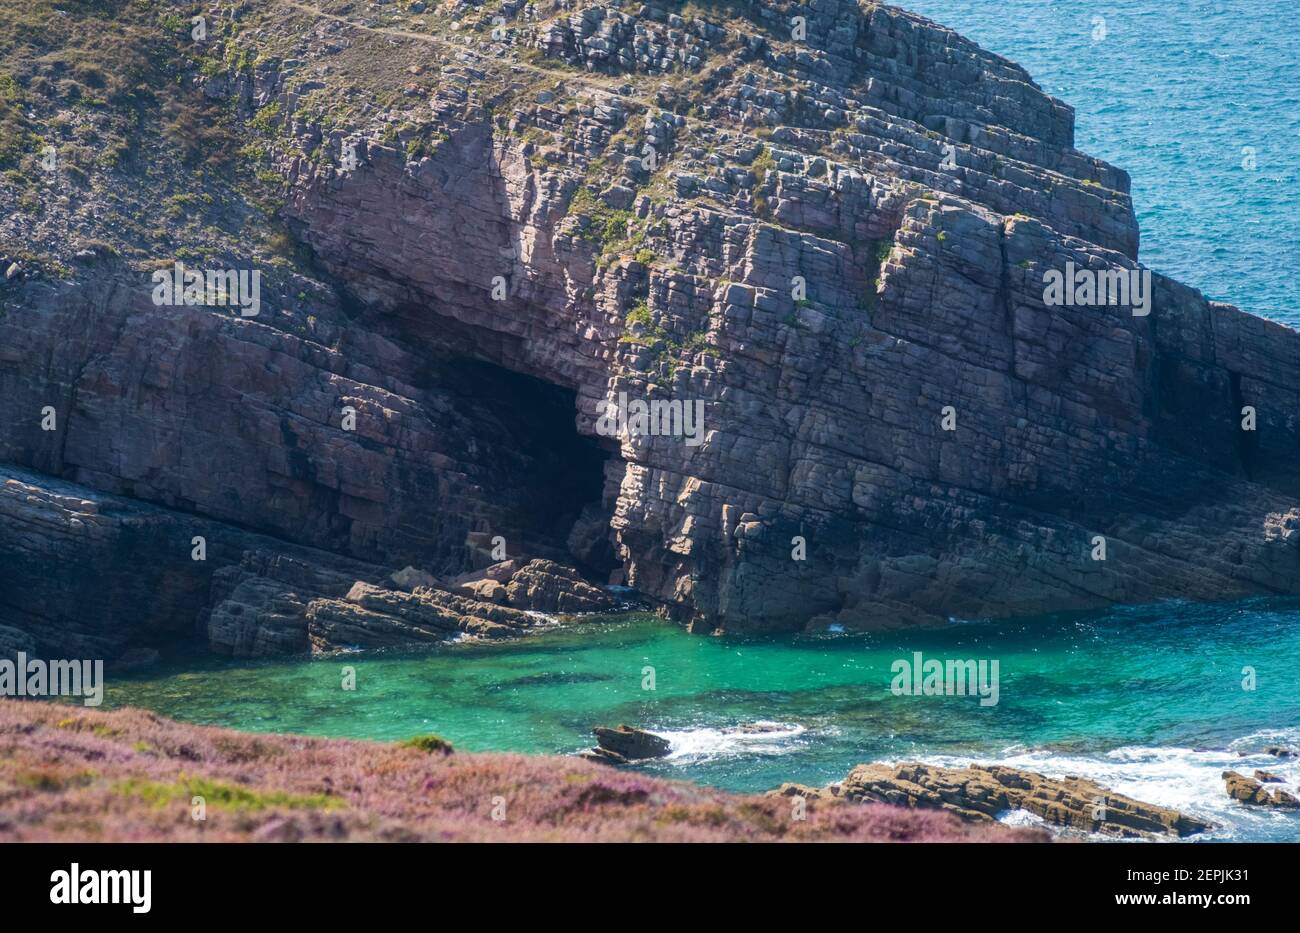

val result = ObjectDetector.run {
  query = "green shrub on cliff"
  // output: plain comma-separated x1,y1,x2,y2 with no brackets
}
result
399,734,454,755
569,188,640,258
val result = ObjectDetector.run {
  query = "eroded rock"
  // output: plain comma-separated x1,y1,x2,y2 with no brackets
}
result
504,560,616,613
581,725,672,765
305,581,550,651
795,761,1213,838
1223,770,1300,809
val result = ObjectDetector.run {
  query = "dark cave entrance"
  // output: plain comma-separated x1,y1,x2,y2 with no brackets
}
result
440,357,618,578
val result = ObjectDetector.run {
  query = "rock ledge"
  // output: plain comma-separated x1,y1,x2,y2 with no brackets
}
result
772,761,1212,839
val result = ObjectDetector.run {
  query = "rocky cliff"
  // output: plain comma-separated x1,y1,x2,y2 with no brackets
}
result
1,0,1298,661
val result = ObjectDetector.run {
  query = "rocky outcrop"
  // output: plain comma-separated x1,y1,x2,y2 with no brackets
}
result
1222,771,1300,809
774,761,1212,838
0,464,604,661
205,549,387,657
580,725,673,765
3,0,1299,647
305,580,552,650
503,559,618,613
443,558,617,612
0,466,259,663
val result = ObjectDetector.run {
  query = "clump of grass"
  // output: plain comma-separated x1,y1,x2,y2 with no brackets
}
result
620,299,718,377
0,70,34,171
620,299,667,346
861,238,894,310
249,102,282,134
55,717,120,738
751,144,777,214
15,767,97,792
569,188,639,257
399,734,454,755
405,131,447,162
112,776,343,812
873,239,893,267
751,144,776,180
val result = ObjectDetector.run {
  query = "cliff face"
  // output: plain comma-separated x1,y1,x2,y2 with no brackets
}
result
1,0,1298,659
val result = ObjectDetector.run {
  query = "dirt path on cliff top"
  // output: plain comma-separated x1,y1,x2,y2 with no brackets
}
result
275,0,713,120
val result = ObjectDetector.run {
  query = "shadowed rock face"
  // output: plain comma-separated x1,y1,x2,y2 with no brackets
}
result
2,0,1299,654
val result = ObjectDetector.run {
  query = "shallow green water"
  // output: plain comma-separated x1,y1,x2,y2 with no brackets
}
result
106,599,1300,841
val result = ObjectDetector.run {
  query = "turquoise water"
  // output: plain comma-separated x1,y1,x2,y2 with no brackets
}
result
108,600,1300,840
904,0,1300,326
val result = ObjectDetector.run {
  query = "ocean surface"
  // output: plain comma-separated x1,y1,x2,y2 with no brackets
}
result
905,0,1300,327
107,600,1300,841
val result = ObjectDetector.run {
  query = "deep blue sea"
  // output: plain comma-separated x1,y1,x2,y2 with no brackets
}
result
905,0,1300,326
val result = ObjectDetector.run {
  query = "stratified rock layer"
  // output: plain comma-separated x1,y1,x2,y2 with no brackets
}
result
1222,770,1300,809
0,466,584,660
775,760,1212,838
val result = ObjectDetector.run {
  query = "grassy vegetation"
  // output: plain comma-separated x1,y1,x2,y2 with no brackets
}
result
2,695,1046,841
0,0,297,265
404,127,449,162
112,776,344,812
398,734,454,755
751,144,776,214
569,187,644,264
0,0,189,174
0,69,33,170
621,299,718,377
863,237,894,309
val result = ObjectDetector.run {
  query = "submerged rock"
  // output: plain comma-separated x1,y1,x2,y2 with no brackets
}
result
781,761,1213,838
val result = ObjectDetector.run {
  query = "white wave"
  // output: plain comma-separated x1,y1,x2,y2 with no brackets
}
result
655,721,808,762
1227,726,1300,751
997,808,1049,829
